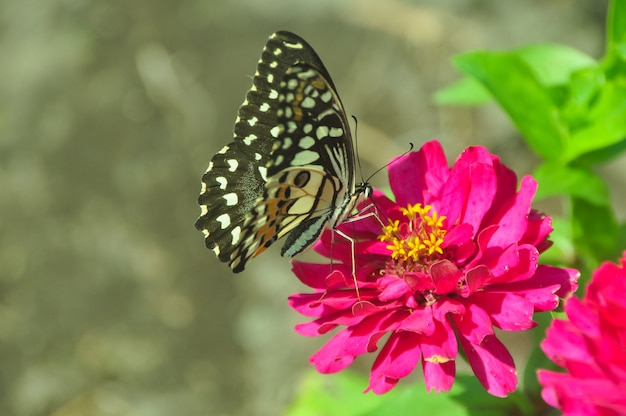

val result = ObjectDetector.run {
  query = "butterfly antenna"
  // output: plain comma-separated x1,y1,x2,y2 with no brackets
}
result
364,142,414,183
351,115,366,183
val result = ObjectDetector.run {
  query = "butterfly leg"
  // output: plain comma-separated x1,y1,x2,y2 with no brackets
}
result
332,207,383,314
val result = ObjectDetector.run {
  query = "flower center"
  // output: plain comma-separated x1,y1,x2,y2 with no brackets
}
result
378,204,447,272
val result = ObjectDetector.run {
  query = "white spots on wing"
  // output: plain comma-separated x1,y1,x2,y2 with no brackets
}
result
217,145,229,154
299,136,315,149
226,159,238,172
259,102,270,112
273,47,282,56
199,205,208,215
247,240,259,256
301,97,316,109
318,108,335,120
316,125,329,139
303,123,313,134
286,121,297,133
231,226,241,244
254,152,262,161
223,192,238,206
303,85,318,97
287,78,298,90
256,216,267,227
206,161,214,172
274,154,284,166
243,134,257,145
329,127,344,137
269,61,278,69
282,137,293,149
200,181,207,194
269,89,278,99
283,106,292,119
258,166,268,181
216,176,227,190
297,68,317,79
293,150,319,165
247,116,258,127
212,245,220,256
216,213,231,229
270,125,281,138
321,91,332,102
285,41,303,49
267,73,274,83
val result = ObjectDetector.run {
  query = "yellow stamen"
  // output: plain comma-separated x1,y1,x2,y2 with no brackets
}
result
378,204,447,268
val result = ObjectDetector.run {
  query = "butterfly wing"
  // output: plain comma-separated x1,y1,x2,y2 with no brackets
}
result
196,31,357,272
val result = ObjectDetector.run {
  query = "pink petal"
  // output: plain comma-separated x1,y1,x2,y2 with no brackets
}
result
310,310,411,372
366,331,422,394
444,158,497,233
310,329,356,373
519,264,579,301
538,370,626,415
521,210,553,250
463,265,492,296
378,276,413,301
452,302,494,345
587,260,626,328
398,305,436,336
420,315,458,363
485,176,537,247
423,359,456,393
540,315,591,368
459,333,517,397
470,291,535,331
430,259,463,295
437,158,472,227
388,140,449,207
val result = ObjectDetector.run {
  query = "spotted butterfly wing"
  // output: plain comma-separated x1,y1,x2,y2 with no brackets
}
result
195,31,370,272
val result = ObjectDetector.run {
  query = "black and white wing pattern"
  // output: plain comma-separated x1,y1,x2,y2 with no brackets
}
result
195,31,371,273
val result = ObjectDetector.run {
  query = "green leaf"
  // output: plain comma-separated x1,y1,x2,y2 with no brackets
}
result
607,0,626,59
434,76,494,105
532,163,611,206
287,371,518,416
514,44,597,87
560,67,605,130
563,82,626,162
571,197,619,269
447,375,521,416
287,371,378,416
454,51,568,162
567,67,605,108
602,0,626,77
572,137,626,167
538,216,575,267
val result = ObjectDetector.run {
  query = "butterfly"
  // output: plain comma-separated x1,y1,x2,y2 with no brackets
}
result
195,31,371,273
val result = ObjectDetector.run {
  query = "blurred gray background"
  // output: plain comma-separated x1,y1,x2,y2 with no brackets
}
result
1,1,611,415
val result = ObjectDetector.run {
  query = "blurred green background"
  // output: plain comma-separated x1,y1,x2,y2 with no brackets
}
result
1,1,609,415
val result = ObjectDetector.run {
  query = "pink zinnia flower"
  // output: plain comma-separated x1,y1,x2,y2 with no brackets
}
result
538,252,626,415
289,141,579,396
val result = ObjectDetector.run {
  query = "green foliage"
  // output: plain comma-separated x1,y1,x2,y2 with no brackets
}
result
437,0,625,269
287,371,515,416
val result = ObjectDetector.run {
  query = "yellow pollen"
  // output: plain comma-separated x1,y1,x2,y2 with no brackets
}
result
379,204,447,266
